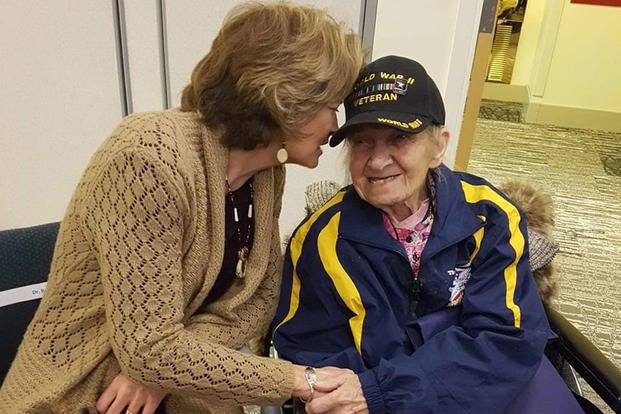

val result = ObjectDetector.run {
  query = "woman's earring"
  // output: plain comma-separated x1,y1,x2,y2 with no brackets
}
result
276,145,289,164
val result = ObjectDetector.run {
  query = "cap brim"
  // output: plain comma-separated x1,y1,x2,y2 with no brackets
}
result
329,110,432,147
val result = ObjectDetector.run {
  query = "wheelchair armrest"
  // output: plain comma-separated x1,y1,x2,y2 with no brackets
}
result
546,306,621,412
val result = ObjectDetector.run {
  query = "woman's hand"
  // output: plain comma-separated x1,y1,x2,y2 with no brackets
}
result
96,373,166,414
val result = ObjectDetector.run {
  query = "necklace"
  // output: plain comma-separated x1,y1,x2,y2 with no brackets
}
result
225,178,254,278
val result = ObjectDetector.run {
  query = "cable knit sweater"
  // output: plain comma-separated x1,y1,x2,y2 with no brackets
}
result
0,110,294,413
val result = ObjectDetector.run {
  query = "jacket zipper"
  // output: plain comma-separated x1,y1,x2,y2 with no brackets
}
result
341,224,483,318
339,235,420,316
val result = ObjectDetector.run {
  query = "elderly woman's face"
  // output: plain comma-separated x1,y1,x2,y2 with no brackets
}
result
348,125,444,214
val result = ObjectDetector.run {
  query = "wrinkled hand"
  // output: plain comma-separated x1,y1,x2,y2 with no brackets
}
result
96,373,166,414
305,367,368,414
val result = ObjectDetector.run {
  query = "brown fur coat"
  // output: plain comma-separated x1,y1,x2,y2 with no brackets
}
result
499,181,559,305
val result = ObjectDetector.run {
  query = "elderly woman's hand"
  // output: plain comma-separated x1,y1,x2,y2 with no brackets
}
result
96,373,165,414
304,367,368,414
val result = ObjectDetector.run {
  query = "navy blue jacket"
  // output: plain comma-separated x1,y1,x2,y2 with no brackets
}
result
272,166,550,413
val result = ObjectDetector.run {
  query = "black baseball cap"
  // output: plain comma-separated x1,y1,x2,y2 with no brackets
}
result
330,55,446,147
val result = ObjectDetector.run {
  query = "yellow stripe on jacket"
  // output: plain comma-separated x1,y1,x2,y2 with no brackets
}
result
461,182,525,328
274,191,345,331
317,212,365,354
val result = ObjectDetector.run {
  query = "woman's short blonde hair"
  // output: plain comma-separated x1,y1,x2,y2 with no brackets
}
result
181,1,364,150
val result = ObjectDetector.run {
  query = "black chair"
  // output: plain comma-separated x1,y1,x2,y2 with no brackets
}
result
546,307,621,413
0,222,60,385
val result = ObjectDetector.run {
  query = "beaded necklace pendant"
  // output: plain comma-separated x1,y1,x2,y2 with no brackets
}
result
226,179,254,278
236,246,249,278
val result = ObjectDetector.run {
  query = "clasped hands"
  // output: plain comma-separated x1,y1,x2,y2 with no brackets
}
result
96,366,367,414
293,366,369,414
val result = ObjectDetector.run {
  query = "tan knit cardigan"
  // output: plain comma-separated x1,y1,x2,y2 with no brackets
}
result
0,110,294,413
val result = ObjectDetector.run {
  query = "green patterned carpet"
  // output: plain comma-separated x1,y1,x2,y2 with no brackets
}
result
469,117,620,413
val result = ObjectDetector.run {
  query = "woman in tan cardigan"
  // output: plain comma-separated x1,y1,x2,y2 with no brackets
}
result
0,3,363,413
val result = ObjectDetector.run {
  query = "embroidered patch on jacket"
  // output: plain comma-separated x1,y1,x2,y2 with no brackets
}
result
447,265,471,306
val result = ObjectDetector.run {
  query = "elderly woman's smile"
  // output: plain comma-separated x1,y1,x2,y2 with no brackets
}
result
368,174,399,183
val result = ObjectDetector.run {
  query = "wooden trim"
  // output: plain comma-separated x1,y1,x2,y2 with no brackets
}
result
444,0,486,168
454,32,495,172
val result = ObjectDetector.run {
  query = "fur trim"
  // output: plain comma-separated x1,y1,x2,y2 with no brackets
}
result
500,181,558,305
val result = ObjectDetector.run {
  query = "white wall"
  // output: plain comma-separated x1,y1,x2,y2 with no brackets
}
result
541,1,621,112
0,1,123,230
372,0,483,168
511,0,547,86
511,0,621,114
124,0,165,113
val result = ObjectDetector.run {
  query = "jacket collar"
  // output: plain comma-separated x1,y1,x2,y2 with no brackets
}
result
422,165,484,259
339,187,402,252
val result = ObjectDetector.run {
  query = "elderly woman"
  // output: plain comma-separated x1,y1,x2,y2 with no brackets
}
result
0,3,362,414
271,56,554,413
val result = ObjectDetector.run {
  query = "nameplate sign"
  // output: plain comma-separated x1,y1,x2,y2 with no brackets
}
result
0,282,47,308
